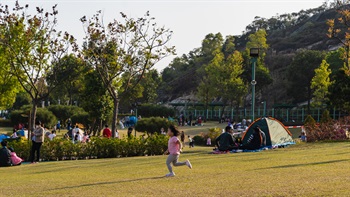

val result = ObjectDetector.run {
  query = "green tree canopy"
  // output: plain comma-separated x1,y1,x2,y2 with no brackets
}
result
328,69,350,112
311,60,332,107
81,11,175,136
287,49,325,111
0,2,77,133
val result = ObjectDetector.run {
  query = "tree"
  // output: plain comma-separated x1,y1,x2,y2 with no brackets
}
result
48,54,86,105
79,70,112,133
246,29,269,61
311,60,332,107
201,33,224,62
205,49,247,120
81,11,175,137
243,29,272,93
327,6,350,74
138,69,161,103
196,76,216,114
325,48,345,80
0,2,77,135
12,91,31,110
328,69,350,112
0,47,21,109
287,50,325,112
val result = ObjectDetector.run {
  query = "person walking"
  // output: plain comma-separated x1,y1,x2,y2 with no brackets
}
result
30,121,44,164
164,125,192,177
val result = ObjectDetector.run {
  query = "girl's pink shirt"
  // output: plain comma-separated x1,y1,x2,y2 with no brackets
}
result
168,136,180,155
10,152,22,165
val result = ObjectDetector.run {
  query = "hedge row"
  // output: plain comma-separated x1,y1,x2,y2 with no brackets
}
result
137,104,175,118
135,117,174,135
8,134,168,161
10,105,88,128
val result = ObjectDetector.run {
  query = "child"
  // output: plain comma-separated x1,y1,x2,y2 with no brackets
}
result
300,129,307,142
82,132,90,143
206,137,212,146
11,129,18,138
9,147,22,166
48,130,56,141
188,135,194,148
164,125,192,177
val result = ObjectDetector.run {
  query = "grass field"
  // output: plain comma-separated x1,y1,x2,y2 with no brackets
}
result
3,122,347,196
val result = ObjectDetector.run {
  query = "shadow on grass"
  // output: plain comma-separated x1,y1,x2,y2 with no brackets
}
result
256,159,350,170
327,152,349,156
50,176,165,191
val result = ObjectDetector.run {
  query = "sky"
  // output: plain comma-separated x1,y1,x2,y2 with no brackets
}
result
3,0,326,71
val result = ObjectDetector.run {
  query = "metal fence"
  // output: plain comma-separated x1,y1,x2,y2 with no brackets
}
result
179,107,347,123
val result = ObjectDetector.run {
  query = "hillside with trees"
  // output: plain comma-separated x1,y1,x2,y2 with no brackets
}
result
157,1,350,111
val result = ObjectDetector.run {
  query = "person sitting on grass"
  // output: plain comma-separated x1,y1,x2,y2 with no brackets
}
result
8,147,22,166
11,129,18,138
215,126,238,151
240,127,264,150
0,140,11,167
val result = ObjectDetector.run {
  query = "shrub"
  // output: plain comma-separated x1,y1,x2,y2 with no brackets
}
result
48,105,88,125
192,128,221,146
193,135,206,146
135,117,174,135
207,128,221,142
144,133,168,155
0,119,11,127
320,110,332,123
71,111,89,128
10,107,57,128
7,138,31,161
137,104,175,118
304,115,316,127
36,108,57,128
7,134,168,161
305,116,350,142
9,110,28,126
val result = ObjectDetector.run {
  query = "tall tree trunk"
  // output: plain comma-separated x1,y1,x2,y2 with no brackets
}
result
30,101,38,134
28,101,37,156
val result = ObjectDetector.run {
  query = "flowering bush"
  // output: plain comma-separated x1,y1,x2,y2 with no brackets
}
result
305,116,349,142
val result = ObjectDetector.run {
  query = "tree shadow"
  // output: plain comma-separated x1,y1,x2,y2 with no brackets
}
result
256,159,349,170
50,176,166,191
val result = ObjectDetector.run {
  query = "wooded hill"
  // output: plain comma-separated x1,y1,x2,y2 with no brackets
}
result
158,3,347,109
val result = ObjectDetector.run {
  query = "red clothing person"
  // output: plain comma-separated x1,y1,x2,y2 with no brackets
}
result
102,125,112,138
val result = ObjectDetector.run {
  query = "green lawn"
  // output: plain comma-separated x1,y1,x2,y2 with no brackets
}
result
4,122,346,196
1,141,350,196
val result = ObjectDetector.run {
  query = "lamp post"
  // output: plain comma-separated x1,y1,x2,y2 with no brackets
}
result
250,48,259,121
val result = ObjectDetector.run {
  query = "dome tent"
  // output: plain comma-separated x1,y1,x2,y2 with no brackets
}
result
241,117,295,148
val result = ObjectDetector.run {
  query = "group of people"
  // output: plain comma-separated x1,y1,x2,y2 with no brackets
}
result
215,125,266,152
120,116,138,128
177,113,203,127
0,140,22,167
